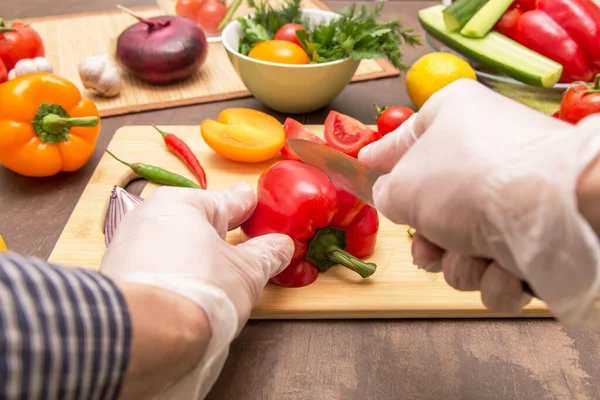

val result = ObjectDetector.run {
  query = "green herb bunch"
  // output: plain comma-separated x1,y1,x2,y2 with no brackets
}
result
237,0,421,70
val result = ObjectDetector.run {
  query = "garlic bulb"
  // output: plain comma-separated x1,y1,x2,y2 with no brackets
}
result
78,55,121,97
8,57,53,80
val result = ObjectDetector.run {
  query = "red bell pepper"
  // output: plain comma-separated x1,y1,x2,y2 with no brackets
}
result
513,9,594,83
537,0,600,74
494,7,523,39
241,160,379,288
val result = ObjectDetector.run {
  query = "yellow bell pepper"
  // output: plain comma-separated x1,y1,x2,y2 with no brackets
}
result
200,108,285,163
0,235,7,252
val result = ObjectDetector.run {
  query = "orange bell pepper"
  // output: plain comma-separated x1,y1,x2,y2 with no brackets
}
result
0,72,100,177
200,108,285,163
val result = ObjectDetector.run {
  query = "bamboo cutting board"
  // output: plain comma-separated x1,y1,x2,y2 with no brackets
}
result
48,125,550,319
24,0,399,117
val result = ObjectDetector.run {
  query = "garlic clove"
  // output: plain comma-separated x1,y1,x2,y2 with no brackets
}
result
79,54,121,98
8,57,53,80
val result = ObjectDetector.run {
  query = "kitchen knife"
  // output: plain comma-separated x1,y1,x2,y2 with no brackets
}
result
286,138,540,300
286,138,384,207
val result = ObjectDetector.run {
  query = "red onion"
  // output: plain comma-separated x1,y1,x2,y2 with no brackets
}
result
115,6,208,84
104,186,144,247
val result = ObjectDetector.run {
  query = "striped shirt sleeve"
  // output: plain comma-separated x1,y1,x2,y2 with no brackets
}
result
0,252,132,400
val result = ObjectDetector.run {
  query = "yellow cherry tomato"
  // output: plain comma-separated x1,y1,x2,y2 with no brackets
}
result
248,40,310,65
200,108,285,163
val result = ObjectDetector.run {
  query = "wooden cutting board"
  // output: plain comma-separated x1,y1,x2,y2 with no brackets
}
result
48,125,550,319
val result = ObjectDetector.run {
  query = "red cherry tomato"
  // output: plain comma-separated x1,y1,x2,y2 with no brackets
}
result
281,118,327,161
274,23,306,48
559,77,600,124
324,111,381,158
375,105,415,136
0,59,7,84
0,21,45,72
494,8,523,38
175,0,228,34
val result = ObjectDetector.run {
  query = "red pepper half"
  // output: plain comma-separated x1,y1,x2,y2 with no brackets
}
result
537,0,600,74
494,7,523,39
513,9,593,83
241,160,379,288
280,117,327,162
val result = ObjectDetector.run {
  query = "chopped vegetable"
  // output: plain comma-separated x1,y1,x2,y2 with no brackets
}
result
200,108,285,163
78,54,121,97
0,72,100,177
7,56,52,80
152,124,207,189
324,111,381,158
273,23,306,48
104,186,144,247
460,0,515,38
559,74,600,124
375,104,414,136
280,118,327,161
237,0,420,70
106,150,202,189
442,0,489,32
116,6,208,84
418,5,563,88
513,9,593,84
0,19,45,73
248,40,310,64
241,160,379,287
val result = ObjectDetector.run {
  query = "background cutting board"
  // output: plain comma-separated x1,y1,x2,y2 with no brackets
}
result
48,125,550,319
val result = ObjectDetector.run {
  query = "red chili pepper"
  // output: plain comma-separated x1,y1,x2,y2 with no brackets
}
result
513,9,594,83
241,160,379,288
151,124,207,189
537,0,600,75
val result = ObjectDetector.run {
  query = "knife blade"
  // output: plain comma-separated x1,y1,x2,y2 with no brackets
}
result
286,138,385,207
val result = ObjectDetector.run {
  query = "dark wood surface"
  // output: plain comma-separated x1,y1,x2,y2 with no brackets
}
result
2,1,599,399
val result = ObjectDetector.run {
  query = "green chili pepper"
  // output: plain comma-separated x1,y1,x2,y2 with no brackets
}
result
105,150,202,189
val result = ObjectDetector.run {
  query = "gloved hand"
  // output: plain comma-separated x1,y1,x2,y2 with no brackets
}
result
100,182,294,399
359,79,600,329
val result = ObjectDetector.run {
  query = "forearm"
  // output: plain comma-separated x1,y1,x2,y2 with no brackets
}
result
117,282,211,399
577,152,600,237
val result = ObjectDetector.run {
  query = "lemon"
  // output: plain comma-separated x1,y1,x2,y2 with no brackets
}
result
406,52,477,109
0,235,6,252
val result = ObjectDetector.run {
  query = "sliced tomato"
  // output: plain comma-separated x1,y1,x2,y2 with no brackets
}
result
323,111,381,158
281,118,326,161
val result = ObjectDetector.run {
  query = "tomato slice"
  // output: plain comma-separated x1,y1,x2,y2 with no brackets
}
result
323,111,381,158
280,118,326,161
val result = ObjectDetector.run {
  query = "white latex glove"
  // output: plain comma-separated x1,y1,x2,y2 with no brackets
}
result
359,79,600,330
100,182,294,399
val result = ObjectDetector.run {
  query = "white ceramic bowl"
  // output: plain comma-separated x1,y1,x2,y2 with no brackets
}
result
221,9,361,113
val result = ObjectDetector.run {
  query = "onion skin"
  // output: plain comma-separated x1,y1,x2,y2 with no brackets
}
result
116,15,208,84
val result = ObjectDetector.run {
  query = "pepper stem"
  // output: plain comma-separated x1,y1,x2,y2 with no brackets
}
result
105,150,133,168
42,114,98,135
150,123,169,139
117,5,166,29
305,227,377,278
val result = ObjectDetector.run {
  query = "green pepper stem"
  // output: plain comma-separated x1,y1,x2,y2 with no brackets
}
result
41,114,98,135
326,245,376,278
217,0,242,31
150,124,169,139
105,150,133,169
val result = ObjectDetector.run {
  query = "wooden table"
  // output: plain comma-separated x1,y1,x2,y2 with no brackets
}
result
2,1,599,398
